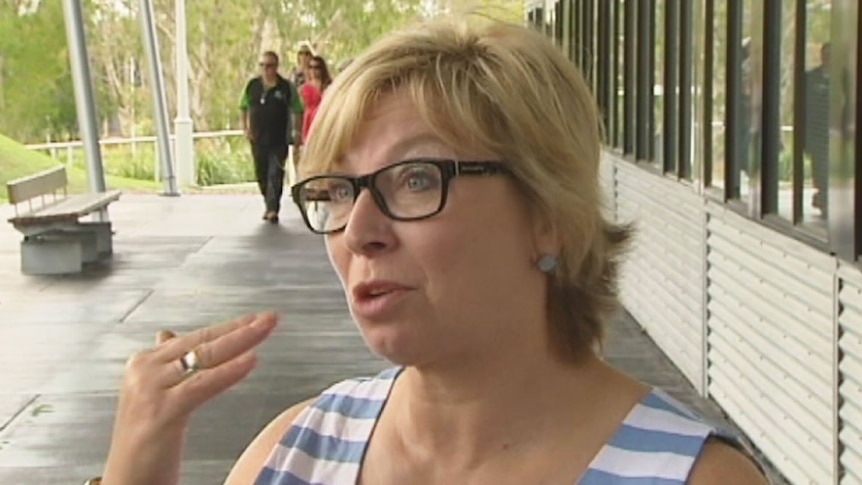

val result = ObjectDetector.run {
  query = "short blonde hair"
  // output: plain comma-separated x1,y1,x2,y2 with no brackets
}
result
301,16,631,361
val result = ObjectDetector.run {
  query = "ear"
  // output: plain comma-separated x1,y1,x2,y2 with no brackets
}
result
530,209,564,257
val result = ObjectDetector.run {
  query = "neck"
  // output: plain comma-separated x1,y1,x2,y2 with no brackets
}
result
391,336,612,467
263,74,277,85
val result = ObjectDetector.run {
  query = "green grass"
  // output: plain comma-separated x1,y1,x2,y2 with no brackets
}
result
0,133,160,202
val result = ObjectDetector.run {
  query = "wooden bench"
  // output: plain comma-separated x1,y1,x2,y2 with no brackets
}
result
6,166,121,275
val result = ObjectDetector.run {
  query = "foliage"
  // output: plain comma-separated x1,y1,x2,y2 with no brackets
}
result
0,1,76,141
0,0,526,145
0,0,525,186
195,137,256,186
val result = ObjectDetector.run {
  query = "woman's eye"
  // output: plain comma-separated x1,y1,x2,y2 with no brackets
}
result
401,170,437,191
407,174,430,190
331,184,353,201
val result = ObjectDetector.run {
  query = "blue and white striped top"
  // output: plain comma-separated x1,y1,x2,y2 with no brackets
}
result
255,367,735,484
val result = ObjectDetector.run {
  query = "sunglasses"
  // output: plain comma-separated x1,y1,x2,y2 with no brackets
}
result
259,62,277,68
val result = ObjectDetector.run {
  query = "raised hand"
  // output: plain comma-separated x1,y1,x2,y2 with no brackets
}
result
99,312,278,485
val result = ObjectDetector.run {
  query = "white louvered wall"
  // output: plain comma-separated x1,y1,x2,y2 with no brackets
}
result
705,203,836,484
599,152,616,219
600,150,854,484
839,264,862,485
611,157,705,393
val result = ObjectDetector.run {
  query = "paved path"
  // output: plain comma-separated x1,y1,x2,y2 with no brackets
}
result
0,194,786,484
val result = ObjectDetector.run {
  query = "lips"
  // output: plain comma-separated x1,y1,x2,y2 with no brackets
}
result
350,280,414,319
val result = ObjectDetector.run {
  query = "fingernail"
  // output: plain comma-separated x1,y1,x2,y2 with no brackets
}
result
251,313,277,329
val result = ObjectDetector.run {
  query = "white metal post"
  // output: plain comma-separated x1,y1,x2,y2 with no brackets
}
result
61,0,108,198
174,0,195,186
139,0,179,196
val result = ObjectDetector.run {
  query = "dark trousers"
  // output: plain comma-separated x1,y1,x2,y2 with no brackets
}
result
252,143,288,213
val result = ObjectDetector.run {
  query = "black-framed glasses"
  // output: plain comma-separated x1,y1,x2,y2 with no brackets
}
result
291,159,509,234
259,62,276,68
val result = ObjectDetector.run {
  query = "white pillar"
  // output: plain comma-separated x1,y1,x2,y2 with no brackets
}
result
174,0,195,186
61,0,107,195
140,0,179,196
62,0,108,221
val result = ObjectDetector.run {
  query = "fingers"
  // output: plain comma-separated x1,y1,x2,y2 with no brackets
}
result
151,313,278,388
165,316,277,411
157,313,265,361
171,351,259,414
114,312,279,445
190,314,276,373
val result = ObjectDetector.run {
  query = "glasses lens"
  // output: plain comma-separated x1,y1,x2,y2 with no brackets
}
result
297,177,354,233
376,161,443,219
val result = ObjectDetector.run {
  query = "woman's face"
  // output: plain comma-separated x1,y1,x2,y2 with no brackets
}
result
325,92,552,367
308,59,322,80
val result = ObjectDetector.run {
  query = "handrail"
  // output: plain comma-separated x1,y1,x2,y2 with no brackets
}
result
24,129,244,151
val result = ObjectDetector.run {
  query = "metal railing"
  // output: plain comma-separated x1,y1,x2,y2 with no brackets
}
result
25,130,244,182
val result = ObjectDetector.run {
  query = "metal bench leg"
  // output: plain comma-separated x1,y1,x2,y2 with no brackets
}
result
21,236,83,275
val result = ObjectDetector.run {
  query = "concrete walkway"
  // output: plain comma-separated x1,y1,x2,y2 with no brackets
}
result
0,194,786,484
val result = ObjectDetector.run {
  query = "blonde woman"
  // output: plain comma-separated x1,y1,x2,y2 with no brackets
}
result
93,16,768,485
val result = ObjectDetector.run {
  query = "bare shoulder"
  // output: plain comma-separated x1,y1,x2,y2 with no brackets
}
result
688,438,769,485
223,397,317,485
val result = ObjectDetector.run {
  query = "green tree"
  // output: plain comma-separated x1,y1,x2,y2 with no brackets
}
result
0,1,76,141
1,0,529,142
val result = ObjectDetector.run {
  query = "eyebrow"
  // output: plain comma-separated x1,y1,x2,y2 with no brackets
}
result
386,133,453,162
331,133,454,177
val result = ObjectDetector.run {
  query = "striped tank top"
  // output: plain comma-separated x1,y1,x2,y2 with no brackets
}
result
255,367,736,484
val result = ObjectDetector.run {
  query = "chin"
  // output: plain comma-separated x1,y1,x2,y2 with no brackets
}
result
356,319,434,367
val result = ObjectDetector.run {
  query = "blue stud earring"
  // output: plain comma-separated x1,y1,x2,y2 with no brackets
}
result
537,254,559,273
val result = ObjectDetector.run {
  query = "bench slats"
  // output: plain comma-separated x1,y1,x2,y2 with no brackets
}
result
8,190,121,225
6,166,68,204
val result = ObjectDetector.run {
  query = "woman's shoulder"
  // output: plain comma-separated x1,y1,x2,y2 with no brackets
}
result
223,397,316,485
630,388,767,484
223,367,399,485
688,438,769,484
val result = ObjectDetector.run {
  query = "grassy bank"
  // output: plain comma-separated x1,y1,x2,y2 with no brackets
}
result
0,133,160,202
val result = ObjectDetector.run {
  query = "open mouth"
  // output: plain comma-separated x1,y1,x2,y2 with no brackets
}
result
355,284,406,301
351,281,413,318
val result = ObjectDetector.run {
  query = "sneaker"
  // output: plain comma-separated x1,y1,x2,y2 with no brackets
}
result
264,211,279,224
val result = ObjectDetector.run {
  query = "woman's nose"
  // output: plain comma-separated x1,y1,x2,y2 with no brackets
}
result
341,189,397,256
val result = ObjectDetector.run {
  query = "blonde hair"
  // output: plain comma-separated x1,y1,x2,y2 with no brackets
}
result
301,16,631,361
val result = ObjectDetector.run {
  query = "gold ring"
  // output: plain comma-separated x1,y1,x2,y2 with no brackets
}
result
179,348,201,378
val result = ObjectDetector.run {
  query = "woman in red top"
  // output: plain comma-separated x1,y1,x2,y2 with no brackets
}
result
299,56,333,143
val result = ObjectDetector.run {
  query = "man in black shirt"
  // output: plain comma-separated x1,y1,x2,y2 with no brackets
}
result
239,51,304,223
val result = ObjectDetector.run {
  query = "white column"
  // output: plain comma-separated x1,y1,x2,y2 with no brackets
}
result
174,0,195,186
62,0,109,221
140,0,179,196
61,0,107,195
